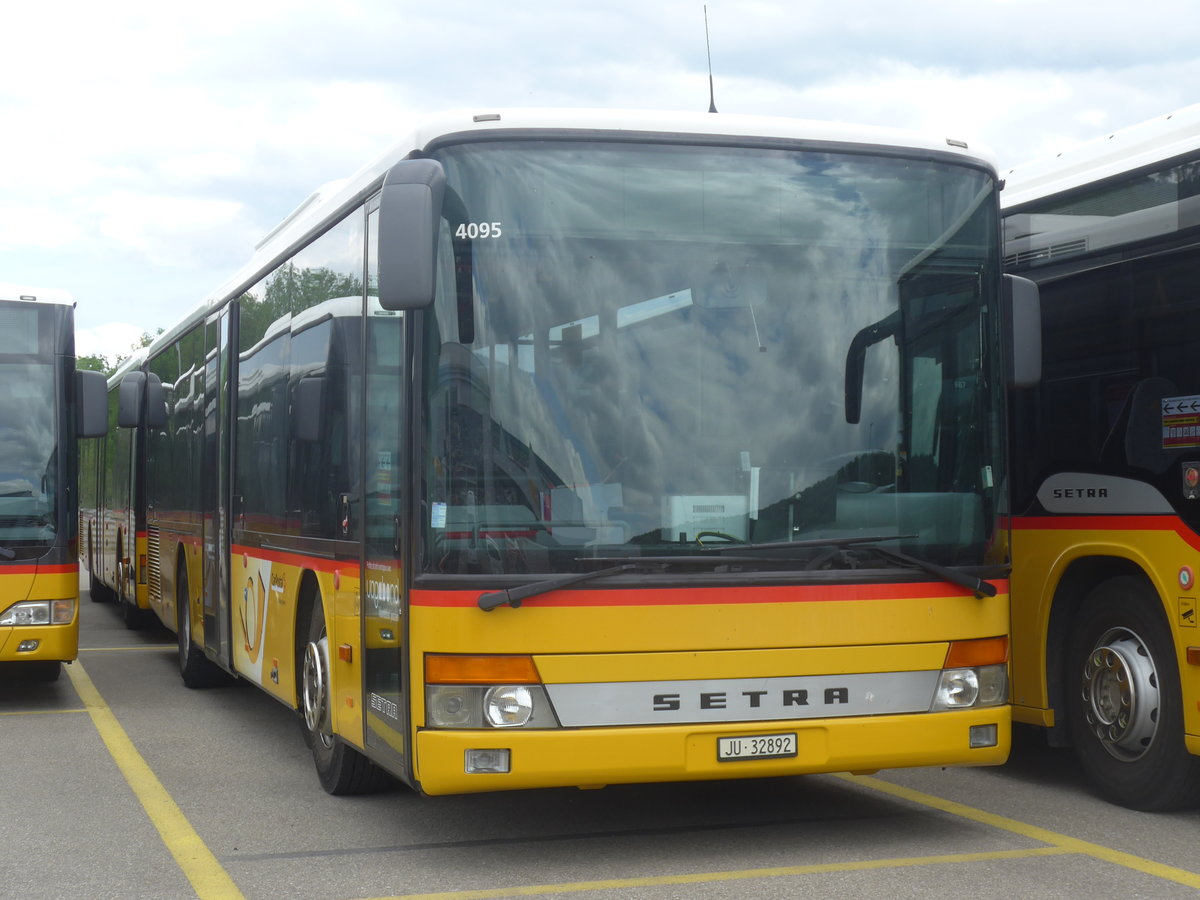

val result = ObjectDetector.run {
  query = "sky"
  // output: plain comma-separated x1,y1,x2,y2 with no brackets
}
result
4,0,1198,362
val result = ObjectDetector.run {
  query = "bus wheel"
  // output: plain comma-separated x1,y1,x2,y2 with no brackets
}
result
176,562,227,689
300,597,391,795
87,531,109,603
88,570,112,603
1065,576,1200,810
118,561,145,629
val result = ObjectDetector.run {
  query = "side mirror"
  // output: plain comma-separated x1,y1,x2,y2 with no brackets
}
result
117,372,145,428
292,376,324,443
844,310,900,424
1004,274,1042,388
377,158,447,311
145,373,168,429
76,370,108,438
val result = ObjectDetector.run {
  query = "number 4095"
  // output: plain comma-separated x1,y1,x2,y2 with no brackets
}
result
455,222,503,239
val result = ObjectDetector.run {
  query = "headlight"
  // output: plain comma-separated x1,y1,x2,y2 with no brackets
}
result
425,684,558,728
933,668,980,709
427,685,479,727
0,599,74,626
484,685,533,727
930,664,1007,711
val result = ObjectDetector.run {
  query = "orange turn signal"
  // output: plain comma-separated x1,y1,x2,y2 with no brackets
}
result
425,654,540,684
944,636,1009,668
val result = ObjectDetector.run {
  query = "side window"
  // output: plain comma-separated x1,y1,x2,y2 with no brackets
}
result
236,329,290,534
147,351,178,510
235,210,367,541
267,214,365,317
289,320,335,537
365,207,404,555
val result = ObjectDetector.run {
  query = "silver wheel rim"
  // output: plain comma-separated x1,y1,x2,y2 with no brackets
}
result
302,634,331,741
1081,627,1160,761
179,579,191,659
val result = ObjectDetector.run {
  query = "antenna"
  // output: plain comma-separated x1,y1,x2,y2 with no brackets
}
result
704,5,717,113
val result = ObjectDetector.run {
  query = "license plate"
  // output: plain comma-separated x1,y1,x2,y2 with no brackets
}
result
717,732,797,762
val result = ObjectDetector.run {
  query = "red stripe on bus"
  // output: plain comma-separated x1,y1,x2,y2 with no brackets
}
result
410,579,1007,608
1012,514,1200,551
230,544,348,574
0,564,78,575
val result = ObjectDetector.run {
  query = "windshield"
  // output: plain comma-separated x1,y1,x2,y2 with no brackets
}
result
0,360,59,553
419,139,1002,574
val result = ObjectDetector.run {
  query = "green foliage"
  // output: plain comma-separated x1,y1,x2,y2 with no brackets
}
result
76,354,112,374
76,327,164,376
239,263,364,351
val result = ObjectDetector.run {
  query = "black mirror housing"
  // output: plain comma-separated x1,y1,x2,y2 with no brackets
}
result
377,158,447,311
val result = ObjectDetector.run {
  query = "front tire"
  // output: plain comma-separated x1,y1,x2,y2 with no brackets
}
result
87,530,110,603
118,559,147,629
300,595,391,795
176,561,228,689
1065,575,1200,810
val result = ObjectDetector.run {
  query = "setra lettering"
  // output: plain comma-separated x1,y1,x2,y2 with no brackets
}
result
1052,487,1109,499
650,686,856,713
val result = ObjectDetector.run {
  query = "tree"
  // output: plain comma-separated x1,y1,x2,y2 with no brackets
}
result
76,354,112,374
77,328,163,377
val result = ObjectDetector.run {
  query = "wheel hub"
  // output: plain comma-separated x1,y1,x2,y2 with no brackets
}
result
302,636,330,736
1080,629,1160,761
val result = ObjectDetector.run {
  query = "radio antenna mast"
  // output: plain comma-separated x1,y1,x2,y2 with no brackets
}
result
704,5,718,113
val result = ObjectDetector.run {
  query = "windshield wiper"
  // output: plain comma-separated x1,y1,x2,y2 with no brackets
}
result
477,536,996,609
865,546,996,598
478,552,792,610
700,534,996,598
0,546,14,560
697,534,910,554
478,564,638,611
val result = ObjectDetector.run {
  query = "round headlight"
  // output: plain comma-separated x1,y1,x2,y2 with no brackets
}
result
484,685,534,727
935,668,980,709
427,686,476,727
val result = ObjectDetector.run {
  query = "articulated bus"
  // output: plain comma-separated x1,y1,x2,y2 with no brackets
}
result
0,287,106,681
96,108,1039,795
1003,104,1200,809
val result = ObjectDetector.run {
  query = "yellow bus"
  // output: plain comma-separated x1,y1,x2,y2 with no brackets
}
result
99,108,1037,795
0,287,106,680
1003,104,1200,809
80,351,162,630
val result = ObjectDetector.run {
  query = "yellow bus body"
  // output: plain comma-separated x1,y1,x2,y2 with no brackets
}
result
203,546,1011,794
1011,516,1200,752
0,566,79,663
407,583,1010,794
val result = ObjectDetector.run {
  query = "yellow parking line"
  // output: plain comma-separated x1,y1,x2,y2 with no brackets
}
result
841,773,1200,889
368,847,1071,899
65,660,245,900
365,771,1200,900
79,645,176,652
0,708,87,716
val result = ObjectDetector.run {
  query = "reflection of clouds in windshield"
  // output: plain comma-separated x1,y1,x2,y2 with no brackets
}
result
433,143,988,541
0,364,55,500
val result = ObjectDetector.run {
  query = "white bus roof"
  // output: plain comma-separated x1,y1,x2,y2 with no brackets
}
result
1002,103,1200,211
151,108,998,357
0,282,74,306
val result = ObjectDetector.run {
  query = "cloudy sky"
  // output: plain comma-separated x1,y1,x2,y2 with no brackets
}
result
4,0,1197,360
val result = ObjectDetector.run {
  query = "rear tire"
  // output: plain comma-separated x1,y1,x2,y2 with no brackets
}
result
299,594,392,795
1065,576,1200,810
